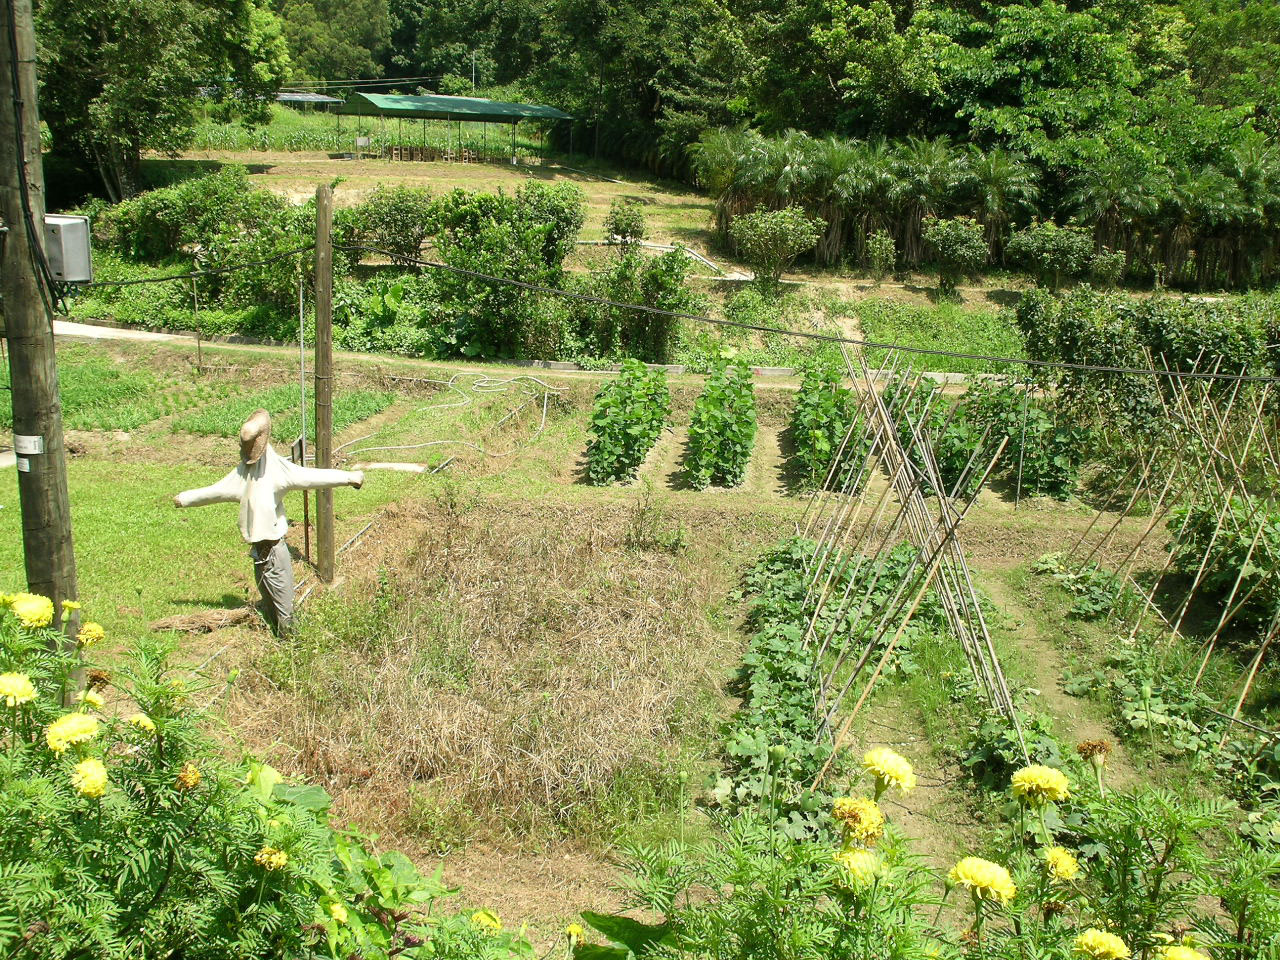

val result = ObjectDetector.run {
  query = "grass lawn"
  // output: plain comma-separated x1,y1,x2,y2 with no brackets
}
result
849,298,1027,374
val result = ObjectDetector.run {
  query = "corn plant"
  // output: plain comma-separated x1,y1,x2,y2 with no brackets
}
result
685,358,756,490
586,359,671,484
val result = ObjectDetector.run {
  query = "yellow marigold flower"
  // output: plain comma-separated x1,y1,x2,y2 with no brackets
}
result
329,903,348,924
127,712,156,733
12,593,54,628
75,689,105,710
566,923,585,942
175,762,202,791
1011,764,1070,806
71,757,108,798
46,712,99,753
1074,929,1130,959
863,747,916,794
471,909,502,934
60,599,82,619
1043,846,1080,881
832,796,885,845
1157,948,1208,960
76,622,106,648
0,672,37,707
834,847,881,888
948,856,1016,904
254,846,288,871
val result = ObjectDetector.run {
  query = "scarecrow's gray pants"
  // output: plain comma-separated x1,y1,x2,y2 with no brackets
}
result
250,539,294,635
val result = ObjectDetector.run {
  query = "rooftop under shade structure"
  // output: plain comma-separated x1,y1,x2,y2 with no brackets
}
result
276,91,344,104
338,92,572,123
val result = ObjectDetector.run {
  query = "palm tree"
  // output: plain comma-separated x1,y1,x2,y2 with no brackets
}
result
968,147,1040,263
1067,155,1167,267
890,137,968,268
809,137,861,266
689,127,765,241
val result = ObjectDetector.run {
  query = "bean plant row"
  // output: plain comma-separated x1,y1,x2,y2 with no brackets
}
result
585,359,672,485
685,358,757,490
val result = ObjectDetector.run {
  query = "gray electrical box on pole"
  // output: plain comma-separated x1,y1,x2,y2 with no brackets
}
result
43,214,93,283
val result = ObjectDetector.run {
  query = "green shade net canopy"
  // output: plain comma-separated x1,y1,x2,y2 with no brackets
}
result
339,92,571,123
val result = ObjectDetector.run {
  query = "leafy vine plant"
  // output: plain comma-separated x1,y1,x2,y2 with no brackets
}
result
685,355,757,490
0,594,533,960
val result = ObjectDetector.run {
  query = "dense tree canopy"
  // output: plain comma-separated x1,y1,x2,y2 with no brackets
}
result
37,0,290,199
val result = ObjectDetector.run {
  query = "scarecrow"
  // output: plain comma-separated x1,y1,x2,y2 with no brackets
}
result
174,409,364,634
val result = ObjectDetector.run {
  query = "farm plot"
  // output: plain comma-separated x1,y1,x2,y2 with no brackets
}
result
6,330,1280,953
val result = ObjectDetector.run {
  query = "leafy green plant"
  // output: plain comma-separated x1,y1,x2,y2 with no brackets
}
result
789,363,869,491
965,378,1088,499
1005,220,1095,291
1167,498,1280,625
1090,248,1127,288
685,358,757,489
353,185,436,264
586,359,671,484
867,229,896,281
729,205,823,286
883,374,986,498
922,215,986,297
604,197,647,248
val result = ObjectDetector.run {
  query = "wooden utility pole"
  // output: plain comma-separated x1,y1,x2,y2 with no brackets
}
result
313,184,335,582
0,0,78,618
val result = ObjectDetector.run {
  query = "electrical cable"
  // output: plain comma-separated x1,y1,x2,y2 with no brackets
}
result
338,244,1280,384
75,245,315,288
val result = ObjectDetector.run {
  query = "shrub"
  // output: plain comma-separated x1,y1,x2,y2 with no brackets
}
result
789,363,869,491
729,205,823,286
568,248,701,364
0,598,531,960
1090,248,1127,288
685,357,756,489
922,215,986,296
586,359,671,484
353,185,435,264
604,197,647,248
95,166,285,261
867,228,896,280
1005,220,1095,291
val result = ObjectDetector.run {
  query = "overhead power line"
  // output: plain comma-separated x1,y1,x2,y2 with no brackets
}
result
338,244,1280,384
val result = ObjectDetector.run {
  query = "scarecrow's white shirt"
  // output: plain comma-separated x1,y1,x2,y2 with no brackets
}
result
175,446,361,542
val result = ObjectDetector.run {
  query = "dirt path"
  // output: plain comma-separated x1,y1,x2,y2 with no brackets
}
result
979,572,1142,791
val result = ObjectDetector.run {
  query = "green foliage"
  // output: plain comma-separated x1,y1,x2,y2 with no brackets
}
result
172,385,394,441
333,274,443,357
604,198,647,248
922,216,986,296
0,600,532,959
866,229,896,280
278,0,390,80
729,206,823,285
685,358,756,489
1004,221,1095,292
719,538,946,830
354,185,436,264
36,0,289,200
591,815,939,960
94,166,284,261
856,299,1026,375
585,360,671,484
1168,498,1280,625
961,709,1064,791
789,363,868,491
964,379,1088,499
1090,248,1127,288
882,375,985,498
1032,552,1136,621
568,249,701,364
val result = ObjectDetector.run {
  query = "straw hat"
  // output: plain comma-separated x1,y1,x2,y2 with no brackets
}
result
239,409,272,465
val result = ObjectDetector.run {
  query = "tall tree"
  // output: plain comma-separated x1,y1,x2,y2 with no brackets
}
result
276,0,389,81
37,0,290,200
